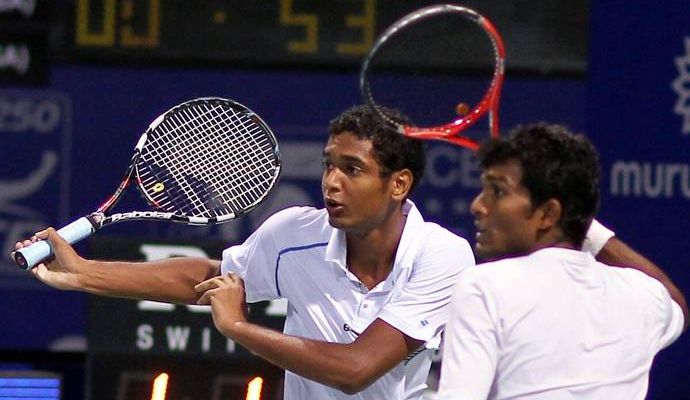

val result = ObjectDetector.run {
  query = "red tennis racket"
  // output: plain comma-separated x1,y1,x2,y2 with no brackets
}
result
360,4,505,150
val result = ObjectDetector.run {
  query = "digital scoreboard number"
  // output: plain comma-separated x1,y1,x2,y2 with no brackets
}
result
67,0,588,73
89,354,283,400
87,237,287,400
71,0,378,67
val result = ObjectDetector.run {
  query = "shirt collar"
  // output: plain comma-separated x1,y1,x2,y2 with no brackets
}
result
324,199,424,276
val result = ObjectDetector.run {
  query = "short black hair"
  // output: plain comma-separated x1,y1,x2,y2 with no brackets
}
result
328,105,426,194
478,123,600,246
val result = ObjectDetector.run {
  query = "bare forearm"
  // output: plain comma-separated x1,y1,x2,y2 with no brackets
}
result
217,318,411,394
222,321,368,393
597,237,688,330
80,257,220,304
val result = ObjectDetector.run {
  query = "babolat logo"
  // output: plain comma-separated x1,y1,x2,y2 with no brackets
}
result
0,43,30,75
110,211,173,222
672,37,690,135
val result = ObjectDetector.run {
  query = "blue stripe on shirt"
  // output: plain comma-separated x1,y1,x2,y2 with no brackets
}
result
275,242,330,296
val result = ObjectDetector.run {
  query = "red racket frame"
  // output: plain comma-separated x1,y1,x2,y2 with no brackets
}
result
360,4,505,150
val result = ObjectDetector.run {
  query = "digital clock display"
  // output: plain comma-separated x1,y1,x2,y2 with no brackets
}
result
70,0,380,67
67,0,587,73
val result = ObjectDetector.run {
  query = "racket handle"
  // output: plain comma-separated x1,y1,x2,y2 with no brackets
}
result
13,217,96,270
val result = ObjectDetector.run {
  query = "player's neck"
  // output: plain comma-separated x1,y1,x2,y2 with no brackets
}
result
531,229,576,253
345,209,407,289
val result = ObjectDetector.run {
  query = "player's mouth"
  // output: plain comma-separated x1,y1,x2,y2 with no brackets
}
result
474,222,488,243
325,198,346,215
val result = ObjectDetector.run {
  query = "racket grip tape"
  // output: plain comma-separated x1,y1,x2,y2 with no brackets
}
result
13,217,96,270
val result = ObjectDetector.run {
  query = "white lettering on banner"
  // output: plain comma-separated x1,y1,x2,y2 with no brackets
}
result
0,93,69,276
0,98,62,133
0,43,29,75
201,327,211,352
166,326,191,351
139,243,208,260
672,37,690,135
136,324,154,350
0,0,36,17
425,146,480,188
610,161,690,199
135,323,237,353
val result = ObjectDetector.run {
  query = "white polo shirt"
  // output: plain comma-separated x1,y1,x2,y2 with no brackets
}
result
221,200,474,400
438,247,685,400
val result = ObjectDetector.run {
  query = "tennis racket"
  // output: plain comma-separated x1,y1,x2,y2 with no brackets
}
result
360,4,505,150
13,97,282,270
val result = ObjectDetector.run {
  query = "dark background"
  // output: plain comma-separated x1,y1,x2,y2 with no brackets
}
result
0,1,688,399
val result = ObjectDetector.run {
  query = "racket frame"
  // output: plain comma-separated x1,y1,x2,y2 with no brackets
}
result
360,4,505,150
13,97,281,269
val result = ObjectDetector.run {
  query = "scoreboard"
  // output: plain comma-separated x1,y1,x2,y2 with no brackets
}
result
66,0,587,73
2,0,589,79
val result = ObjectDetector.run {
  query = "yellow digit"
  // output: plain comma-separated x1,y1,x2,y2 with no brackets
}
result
246,376,264,400
279,0,318,53
121,0,160,48
336,0,376,56
150,372,168,400
76,0,116,46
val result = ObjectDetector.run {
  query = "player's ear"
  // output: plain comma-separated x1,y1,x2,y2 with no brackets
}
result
536,198,563,230
390,169,413,200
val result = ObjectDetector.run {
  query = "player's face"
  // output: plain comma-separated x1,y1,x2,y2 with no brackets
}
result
321,131,400,233
470,159,542,260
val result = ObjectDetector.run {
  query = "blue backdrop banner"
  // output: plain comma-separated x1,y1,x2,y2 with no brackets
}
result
589,1,690,398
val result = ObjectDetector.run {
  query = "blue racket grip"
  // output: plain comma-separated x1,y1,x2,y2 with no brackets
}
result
14,217,96,270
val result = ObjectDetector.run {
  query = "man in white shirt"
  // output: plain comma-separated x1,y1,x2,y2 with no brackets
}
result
438,123,687,400
17,105,475,399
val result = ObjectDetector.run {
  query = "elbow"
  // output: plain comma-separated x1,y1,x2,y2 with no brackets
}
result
333,363,376,395
337,382,365,396
336,381,368,396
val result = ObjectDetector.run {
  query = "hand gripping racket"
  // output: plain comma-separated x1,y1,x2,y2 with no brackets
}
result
360,4,505,150
13,97,282,270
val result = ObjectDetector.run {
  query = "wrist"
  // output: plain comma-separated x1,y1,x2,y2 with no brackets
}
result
218,319,246,339
582,219,615,256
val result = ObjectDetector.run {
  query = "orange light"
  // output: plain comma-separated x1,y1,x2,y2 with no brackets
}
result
150,373,169,400
246,376,263,400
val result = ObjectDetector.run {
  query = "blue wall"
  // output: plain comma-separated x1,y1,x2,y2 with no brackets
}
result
588,1,690,398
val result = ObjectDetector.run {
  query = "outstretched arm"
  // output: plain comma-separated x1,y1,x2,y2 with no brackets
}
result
195,273,422,394
586,220,688,331
13,228,220,304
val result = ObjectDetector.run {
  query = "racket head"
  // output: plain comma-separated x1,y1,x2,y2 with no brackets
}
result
360,4,505,150
133,97,281,224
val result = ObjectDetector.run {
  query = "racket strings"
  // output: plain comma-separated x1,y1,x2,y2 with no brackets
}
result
166,106,275,215
360,4,505,146
137,102,279,218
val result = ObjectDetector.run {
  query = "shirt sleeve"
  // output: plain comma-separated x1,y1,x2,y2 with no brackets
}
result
220,207,301,303
377,229,475,347
438,268,500,400
638,272,685,351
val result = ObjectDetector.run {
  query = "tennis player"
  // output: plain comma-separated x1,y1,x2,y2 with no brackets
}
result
438,123,687,399
16,105,475,399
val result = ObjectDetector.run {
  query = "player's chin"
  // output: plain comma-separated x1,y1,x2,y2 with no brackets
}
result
474,242,500,261
327,215,348,230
